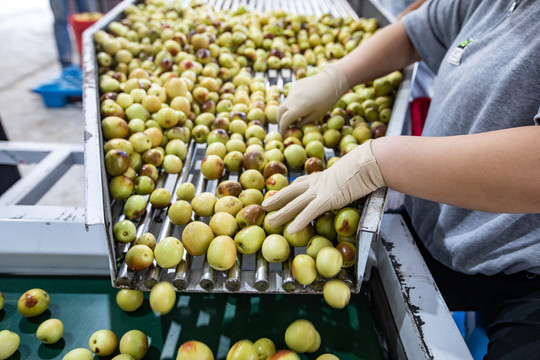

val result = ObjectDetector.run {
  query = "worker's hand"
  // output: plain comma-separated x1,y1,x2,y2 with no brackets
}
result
278,63,350,132
262,140,385,233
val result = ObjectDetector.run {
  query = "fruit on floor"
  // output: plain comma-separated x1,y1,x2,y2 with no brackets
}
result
176,340,214,360
62,348,94,360
150,282,176,315
36,318,64,344
89,329,118,357
226,339,258,360
17,288,50,317
316,354,340,360
269,350,300,360
119,329,148,360
284,319,318,353
116,289,144,312
0,330,20,360
307,331,321,353
254,338,276,360
112,355,136,360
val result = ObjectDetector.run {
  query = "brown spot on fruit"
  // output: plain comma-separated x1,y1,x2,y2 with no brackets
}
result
339,219,350,233
24,294,38,308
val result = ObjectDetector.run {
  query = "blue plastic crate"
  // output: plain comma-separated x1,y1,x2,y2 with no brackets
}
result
452,311,489,359
32,65,83,108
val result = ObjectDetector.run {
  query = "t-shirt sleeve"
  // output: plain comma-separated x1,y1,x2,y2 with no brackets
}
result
534,106,540,125
401,0,482,74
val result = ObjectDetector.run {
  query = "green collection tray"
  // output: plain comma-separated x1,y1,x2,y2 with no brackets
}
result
0,276,384,360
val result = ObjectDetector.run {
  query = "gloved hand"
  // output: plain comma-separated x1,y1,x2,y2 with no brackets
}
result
278,63,350,132
262,140,386,234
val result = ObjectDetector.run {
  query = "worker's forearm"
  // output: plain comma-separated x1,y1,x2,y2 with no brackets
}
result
334,21,420,87
372,126,540,213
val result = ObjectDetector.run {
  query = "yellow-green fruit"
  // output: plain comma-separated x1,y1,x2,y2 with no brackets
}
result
283,222,314,247
0,330,20,360
154,236,184,268
0,292,4,311
150,282,176,315
116,289,144,312
284,319,317,353
17,288,50,317
207,235,237,271
89,329,118,357
291,254,317,285
62,348,94,360
334,207,360,237
323,279,351,309
269,350,300,359
176,340,214,360
112,355,136,360
306,236,333,259
182,221,215,256
307,331,321,353
36,318,64,344
316,354,340,360
254,338,276,360
176,182,196,201
316,247,343,278
226,339,258,360
168,200,193,225
119,330,148,360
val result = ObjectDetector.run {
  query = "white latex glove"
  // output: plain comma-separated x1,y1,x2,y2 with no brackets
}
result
278,63,350,132
262,140,385,234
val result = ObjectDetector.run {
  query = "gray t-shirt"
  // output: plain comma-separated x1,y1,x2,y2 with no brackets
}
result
402,0,540,275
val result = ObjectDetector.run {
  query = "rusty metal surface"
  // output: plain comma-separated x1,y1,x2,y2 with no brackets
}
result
376,214,473,360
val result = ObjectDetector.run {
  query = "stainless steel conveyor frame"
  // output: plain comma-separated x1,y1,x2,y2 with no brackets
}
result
83,0,412,294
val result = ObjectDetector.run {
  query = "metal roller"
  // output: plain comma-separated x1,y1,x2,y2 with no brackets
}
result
173,253,192,289
281,253,297,292
225,254,242,291
253,251,269,291
199,255,216,290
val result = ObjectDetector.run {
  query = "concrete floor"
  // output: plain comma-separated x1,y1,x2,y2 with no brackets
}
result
0,0,85,206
